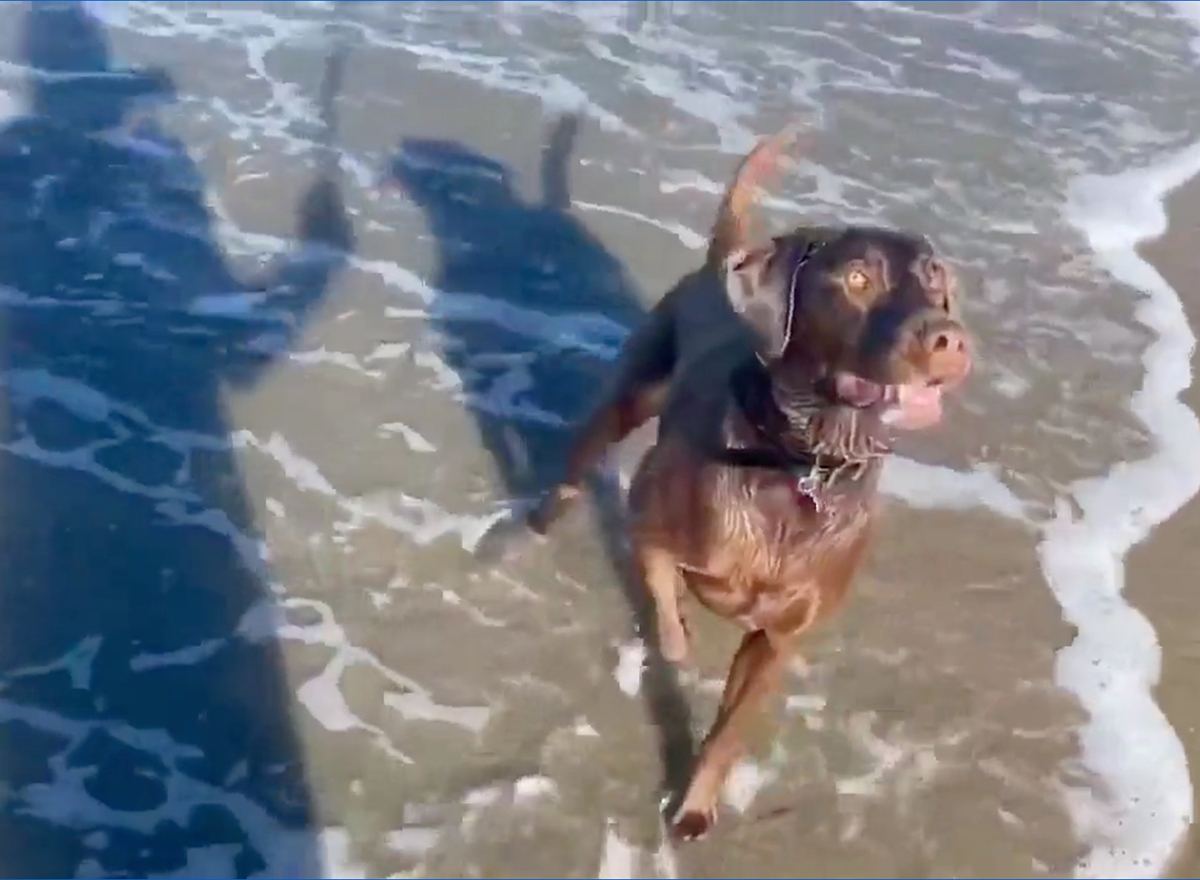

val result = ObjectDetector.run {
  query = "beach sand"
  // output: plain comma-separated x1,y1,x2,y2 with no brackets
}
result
2,2,1198,877
212,85,1092,875
1132,175,1200,879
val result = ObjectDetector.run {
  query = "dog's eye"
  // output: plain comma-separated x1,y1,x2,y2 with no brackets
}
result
840,260,879,308
925,259,955,312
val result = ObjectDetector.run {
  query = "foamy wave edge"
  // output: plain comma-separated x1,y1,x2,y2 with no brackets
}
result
1050,17,1200,872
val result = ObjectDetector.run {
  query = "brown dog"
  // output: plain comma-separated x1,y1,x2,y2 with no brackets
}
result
521,128,972,839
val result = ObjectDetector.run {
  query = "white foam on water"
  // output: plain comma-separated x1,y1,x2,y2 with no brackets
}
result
20,0,1200,875
379,288,626,362
0,361,504,872
0,3,558,876
1167,1,1200,53
595,815,679,880
232,428,497,549
91,2,326,150
378,421,437,453
575,200,707,251
0,677,359,879
722,759,773,814
652,834,680,880
0,87,18,126
290,347,387,380
128,638,224,672
0,593,493,879
0,368,270,574
189,291,269,317
596,821,638,880
613,639,646,697
1046,100,1200,880
494,1,523,38
513,774,558,803
880,456,1029,521
315,827,369,880
384,826,439,858
334,3,631,135
239,596,494,743
4,635,102,691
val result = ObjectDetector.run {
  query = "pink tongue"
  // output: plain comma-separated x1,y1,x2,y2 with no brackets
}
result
882,383,943,429
833,374,944,430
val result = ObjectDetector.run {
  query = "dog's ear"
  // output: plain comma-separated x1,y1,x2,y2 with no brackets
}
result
707,125,801,270
722,243,793,361
707,126,804,360
703,126,811,360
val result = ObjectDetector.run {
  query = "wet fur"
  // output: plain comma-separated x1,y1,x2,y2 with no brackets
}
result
506,129,969,839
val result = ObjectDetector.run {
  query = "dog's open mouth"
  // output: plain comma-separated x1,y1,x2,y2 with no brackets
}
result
832,372,944,430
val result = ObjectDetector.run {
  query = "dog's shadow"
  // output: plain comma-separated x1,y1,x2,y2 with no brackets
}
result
389,115,696,806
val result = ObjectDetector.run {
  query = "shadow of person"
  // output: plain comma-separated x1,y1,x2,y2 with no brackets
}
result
389,117,696,816
0,3,352,876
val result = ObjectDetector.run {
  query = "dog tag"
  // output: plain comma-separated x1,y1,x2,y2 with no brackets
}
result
793,472,823,513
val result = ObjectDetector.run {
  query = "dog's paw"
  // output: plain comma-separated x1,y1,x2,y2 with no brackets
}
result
471,510,543,565
670,804,717,842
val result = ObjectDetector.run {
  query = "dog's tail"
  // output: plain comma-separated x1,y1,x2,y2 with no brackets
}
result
705,125,802,270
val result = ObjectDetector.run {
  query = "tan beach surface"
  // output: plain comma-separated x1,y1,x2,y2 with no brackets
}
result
2,3,1200,878
1135,175,1200,879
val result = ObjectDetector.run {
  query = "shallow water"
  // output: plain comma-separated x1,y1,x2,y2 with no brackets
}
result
0,0,1198,877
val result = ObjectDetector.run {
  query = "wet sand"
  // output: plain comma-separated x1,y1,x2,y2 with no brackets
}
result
1132,174,1200,879
2,2,1198,877
231,88,1087,876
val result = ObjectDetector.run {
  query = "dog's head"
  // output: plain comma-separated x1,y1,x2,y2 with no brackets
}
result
711,129,972,434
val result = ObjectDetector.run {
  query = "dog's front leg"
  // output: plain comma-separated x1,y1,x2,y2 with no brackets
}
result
672,628,790,840
526,380,662,534
528,292,679,536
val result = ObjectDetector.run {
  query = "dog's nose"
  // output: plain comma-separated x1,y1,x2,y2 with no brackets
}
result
914,317,971,383
922,323,967,356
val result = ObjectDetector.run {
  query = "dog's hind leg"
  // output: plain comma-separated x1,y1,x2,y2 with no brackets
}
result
634,541,689,664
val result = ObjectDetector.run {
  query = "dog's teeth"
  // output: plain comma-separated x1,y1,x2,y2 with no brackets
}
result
833,372,885,407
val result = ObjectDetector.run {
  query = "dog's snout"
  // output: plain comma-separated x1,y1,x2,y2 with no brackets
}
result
909,315,971,384
924,325,967,356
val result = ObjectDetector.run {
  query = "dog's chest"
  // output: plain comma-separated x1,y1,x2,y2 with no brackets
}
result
680,496,871,632
631,435,876,628
710,480,870,581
